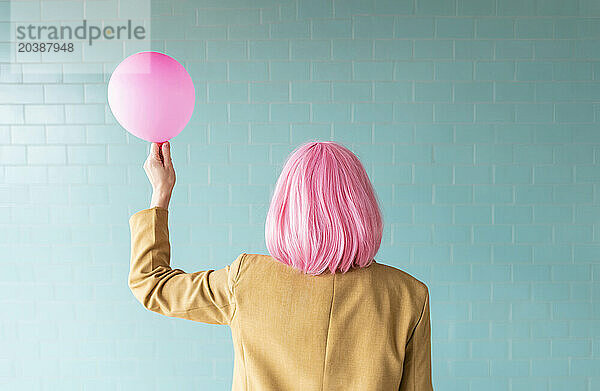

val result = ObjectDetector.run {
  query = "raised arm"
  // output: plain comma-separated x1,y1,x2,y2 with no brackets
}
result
128,206,245,325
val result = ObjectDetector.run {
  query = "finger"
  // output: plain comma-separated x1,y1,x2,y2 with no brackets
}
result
157,142,164,164
162,141,172,167
152,142,164,165
150,142,159,160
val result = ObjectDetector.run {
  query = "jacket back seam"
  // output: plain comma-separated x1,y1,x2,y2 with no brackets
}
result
320,272,335,391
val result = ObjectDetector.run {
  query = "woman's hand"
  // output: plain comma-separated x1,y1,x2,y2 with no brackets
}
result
144,141,176,210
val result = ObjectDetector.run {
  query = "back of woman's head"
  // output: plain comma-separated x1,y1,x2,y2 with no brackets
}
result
265,141,383,276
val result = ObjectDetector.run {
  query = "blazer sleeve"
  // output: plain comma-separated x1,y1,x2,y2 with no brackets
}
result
399,285,433,391
128,206,245,325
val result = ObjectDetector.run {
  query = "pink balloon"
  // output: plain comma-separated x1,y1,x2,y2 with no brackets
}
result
108,51,195,143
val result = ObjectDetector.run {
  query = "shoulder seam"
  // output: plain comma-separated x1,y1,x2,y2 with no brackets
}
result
235,253,246,286
229,253,247,324
405,284,428,346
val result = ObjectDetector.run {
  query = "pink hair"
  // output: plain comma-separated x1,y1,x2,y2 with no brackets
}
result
265,140,384,275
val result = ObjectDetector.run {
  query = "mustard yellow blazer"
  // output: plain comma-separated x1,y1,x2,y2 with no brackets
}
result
129,206,433,391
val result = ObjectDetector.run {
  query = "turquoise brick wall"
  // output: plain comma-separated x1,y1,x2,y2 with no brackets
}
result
2,0,600,389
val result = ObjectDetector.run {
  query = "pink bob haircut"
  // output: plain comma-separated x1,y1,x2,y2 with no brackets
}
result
265,140,384,276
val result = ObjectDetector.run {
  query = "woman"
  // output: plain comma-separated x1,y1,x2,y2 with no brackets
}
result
129,140,433,390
